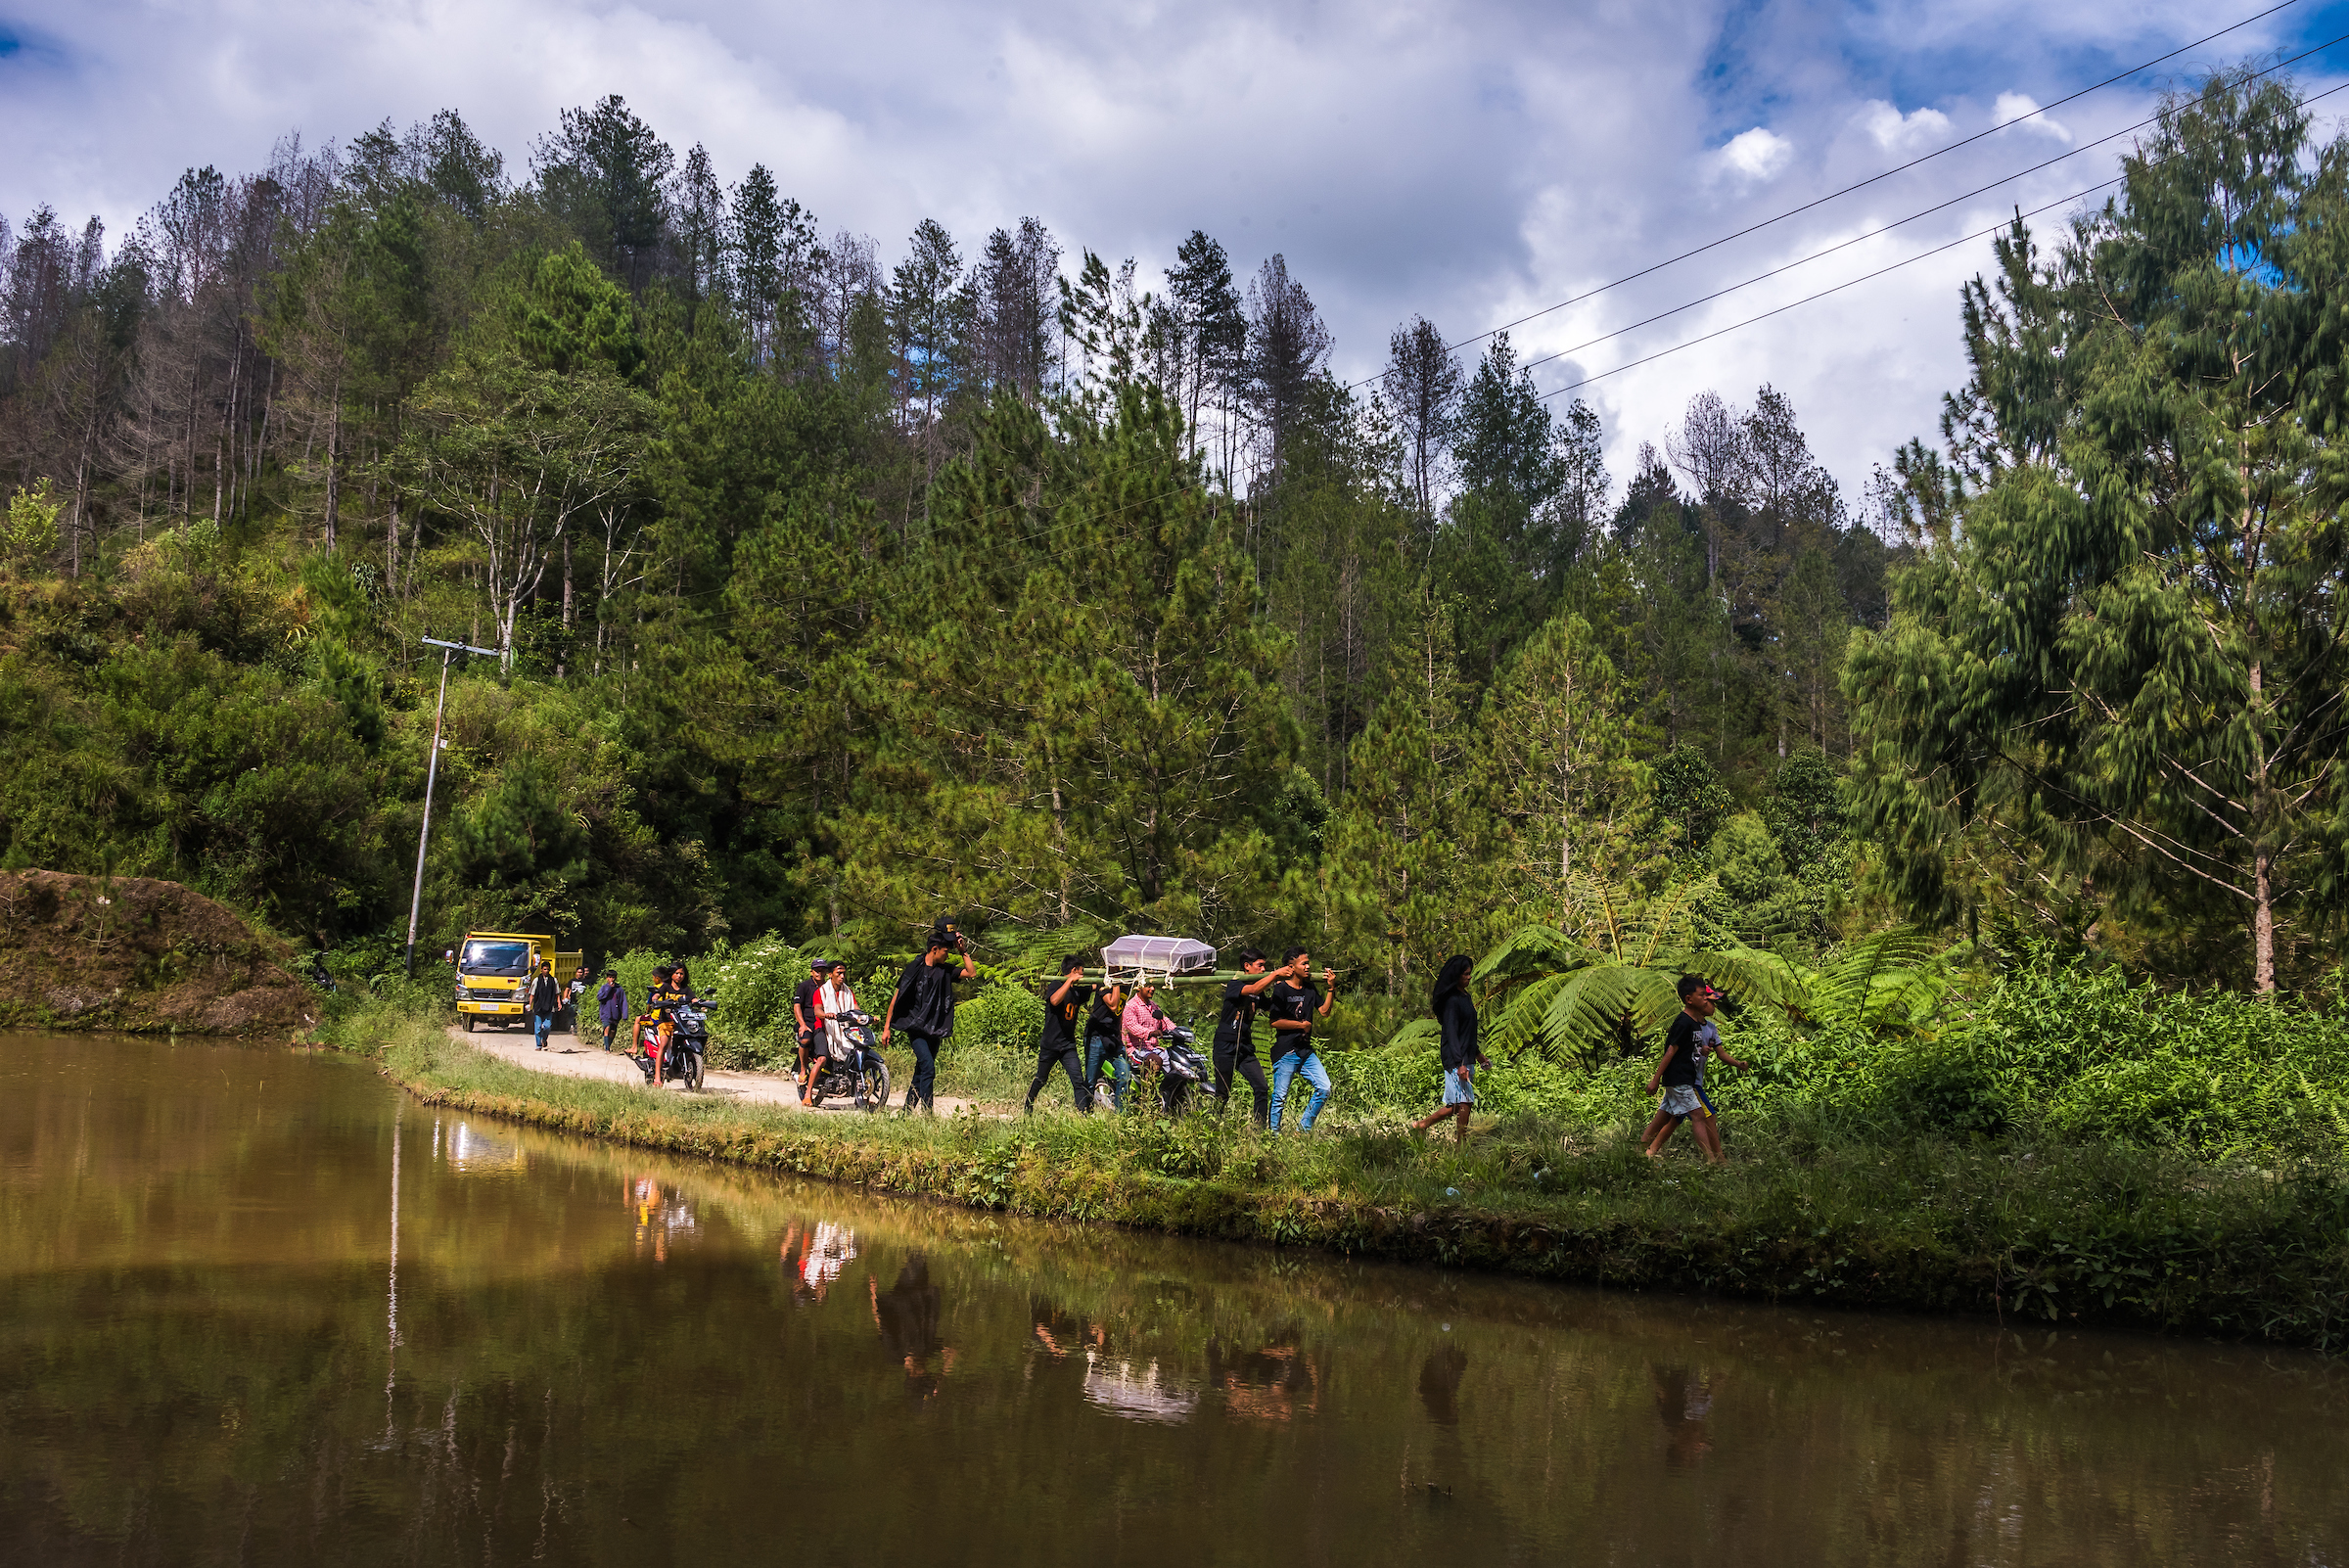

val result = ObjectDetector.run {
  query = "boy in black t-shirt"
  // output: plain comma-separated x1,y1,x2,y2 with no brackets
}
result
1213,947,1279,1124
1025,954,1095,1114
1265,946,1336,1131
1641,976,1747,1164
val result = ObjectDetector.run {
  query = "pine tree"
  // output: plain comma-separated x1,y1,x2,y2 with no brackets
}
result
1849,69,2349,990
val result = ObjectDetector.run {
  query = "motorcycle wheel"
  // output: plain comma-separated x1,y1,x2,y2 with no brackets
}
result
684,1049,704,1090
857,1060,892,1114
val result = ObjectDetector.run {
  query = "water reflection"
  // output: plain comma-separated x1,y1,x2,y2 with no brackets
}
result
438,1116,527,1173
627,1173,698,1261
1652,1364,1720,1467
781,1220,857,1303
871,1254,956,1397
1208,1336,1321,1423
2,1032,2346,1568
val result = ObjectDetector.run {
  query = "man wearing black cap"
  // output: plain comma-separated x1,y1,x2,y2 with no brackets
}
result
883,924,977,1114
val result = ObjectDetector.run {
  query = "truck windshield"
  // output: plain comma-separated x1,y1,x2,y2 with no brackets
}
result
460,941,532,976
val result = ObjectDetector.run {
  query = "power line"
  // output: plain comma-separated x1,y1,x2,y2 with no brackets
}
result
1513,30,2349,386
1532,77,2349,405
1402,0,2314,376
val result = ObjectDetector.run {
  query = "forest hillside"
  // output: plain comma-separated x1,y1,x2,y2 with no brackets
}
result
1,69,2337,1019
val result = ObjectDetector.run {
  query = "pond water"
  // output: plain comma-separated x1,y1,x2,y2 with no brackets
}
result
1,1031,2342,1565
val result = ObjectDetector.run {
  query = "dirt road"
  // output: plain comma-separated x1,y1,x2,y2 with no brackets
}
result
447,1023,984,1117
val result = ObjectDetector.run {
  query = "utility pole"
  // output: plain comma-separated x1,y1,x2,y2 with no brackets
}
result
403,637,498,977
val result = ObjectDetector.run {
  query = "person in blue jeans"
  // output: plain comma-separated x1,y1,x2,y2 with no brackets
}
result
527,962,562,1050
1265,945,1336,1130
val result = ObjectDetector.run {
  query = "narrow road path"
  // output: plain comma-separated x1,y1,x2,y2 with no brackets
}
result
446,1024,985,1118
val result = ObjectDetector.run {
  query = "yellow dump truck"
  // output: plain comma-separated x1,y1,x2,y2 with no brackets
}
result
453,931,585,1031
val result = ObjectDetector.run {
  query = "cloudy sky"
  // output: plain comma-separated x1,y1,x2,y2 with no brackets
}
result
6,0,2346,503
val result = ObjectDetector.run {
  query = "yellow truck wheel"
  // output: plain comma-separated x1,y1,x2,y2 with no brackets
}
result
461,1014,476,1033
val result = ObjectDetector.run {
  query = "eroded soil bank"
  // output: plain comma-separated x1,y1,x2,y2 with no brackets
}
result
0,868,313,1034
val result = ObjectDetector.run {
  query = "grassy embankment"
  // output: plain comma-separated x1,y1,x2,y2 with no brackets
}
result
326,990,2349,1353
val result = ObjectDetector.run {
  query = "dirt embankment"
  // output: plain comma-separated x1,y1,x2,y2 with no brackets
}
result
0,870,315,1035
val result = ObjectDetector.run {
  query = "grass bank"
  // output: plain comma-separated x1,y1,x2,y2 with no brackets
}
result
327,997,2349,1353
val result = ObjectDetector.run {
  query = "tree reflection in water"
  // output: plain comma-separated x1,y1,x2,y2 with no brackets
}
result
5,1034,2344,1567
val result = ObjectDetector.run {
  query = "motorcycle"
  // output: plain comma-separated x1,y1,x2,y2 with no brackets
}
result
637,998,713,1090
1126,1023,1219,1117
1158,1024,1219,1117
805,1008,892,1114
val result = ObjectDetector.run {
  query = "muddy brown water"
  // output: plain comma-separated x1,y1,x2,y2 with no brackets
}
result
1,1032,2342,1565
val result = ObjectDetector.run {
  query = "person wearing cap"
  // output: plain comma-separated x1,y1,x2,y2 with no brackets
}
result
1642,976,1747,1163
793,956,830,1106
883,926,977,1114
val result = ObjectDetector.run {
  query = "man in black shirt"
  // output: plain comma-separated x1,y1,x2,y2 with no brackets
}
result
1025,954,1095,1114
883,925,978,1114
1266,945,1336,1131
1213,947,1278,1125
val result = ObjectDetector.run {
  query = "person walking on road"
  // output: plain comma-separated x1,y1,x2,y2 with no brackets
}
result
527,961,562,1051
594,969,626,1051
1213,948,1279,1125
1410,954,1487,1144
1025,955,1095,1115
1266,947,1336,1131
883,925,977,1115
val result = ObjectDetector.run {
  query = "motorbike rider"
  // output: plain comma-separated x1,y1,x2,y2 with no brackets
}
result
793,956,829,1107
1122,979,1178,1111
807,959,863,1100
644,964,691,1085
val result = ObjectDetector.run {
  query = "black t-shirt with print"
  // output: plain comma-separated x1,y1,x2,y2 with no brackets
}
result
1215,977,1264,1052
1040,979,1095,1052
1660,1012,1709,1086
1266,979,1321,1052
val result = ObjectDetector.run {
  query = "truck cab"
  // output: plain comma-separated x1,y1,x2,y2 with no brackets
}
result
453,931,583,1031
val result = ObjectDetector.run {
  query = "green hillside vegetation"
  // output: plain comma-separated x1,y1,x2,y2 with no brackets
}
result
13,68,2349,1293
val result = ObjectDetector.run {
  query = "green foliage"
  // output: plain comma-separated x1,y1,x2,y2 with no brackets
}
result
510,242,645,382
1650,744,1731,853
951,981,1047,1052
5,479,62,567
1849,69,2349,991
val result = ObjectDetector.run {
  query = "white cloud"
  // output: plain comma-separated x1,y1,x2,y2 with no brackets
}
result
1993,90,2073,143
0,0,2248,504
1716,126,1795,184
1860,99,1953,152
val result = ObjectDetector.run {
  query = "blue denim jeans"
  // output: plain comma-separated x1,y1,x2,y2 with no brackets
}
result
902,1032,942,1112
1269,1049,1331,1130
1083,1036,1129,1109
531,1012,554,1048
